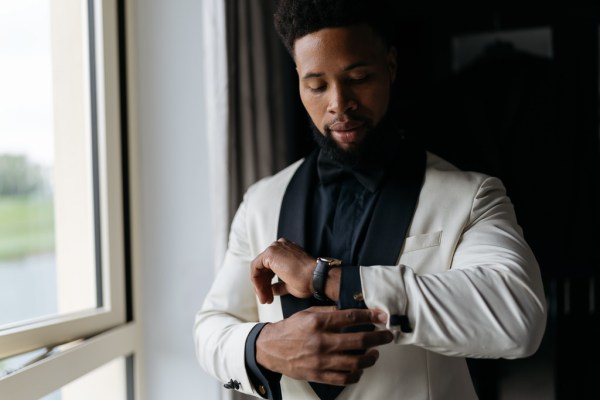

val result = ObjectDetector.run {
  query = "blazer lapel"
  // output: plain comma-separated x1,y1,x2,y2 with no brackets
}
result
357,141,426,266
277,149,319,319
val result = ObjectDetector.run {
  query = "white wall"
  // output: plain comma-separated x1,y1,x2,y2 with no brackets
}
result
132,0,219,399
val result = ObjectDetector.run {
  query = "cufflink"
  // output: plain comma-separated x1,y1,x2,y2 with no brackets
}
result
352,292,364,301
224,379,240,390
390,314,412,333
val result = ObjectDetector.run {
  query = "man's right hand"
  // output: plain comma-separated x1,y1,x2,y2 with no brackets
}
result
256,306,393,386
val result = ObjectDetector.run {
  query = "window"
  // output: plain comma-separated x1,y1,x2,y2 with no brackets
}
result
41,356,127,400
0,0,135,397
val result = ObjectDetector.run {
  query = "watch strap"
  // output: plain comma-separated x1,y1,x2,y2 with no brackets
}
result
313,257,341,301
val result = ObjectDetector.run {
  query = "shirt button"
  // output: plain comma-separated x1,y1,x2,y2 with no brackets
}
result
258,385,266,395
353,292,364,301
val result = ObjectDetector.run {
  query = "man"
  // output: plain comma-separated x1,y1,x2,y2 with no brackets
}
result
195,1,546,399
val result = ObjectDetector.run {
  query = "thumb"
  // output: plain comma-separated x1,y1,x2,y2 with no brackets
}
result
271,281,289,297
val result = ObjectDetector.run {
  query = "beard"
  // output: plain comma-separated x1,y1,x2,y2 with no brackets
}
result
310,112,399,167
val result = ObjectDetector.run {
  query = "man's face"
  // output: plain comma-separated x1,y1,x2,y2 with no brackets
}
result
294,24,397,154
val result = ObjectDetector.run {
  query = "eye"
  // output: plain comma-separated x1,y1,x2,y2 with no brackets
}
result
308,85,326,93
348,74,371,84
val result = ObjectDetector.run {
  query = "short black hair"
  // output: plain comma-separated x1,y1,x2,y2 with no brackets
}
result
273,0,396,55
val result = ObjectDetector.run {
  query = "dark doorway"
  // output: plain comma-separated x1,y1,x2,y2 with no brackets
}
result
396,8,600,400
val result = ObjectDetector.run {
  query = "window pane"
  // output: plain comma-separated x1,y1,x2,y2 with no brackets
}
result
39,356,127,400
0,346,48,378
0,0,99,328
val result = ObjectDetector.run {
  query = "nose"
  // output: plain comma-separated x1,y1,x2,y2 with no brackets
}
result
327,84,357,115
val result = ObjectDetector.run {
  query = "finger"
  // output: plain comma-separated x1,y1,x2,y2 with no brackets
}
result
250,265,275,304
271,281,289,296
251,277,273,303
310,369,364,386
305,305,338,313
276,237,305,254
276,237,297,247
357,348,380,369
255,283,274,304
250,249,273,272
323,309,389,330
323,330,394,352
314,349,380,372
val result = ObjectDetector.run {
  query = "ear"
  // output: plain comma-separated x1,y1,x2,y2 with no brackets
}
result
387,46,398,84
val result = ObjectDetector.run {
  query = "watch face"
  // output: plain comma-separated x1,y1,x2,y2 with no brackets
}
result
318,257,342,266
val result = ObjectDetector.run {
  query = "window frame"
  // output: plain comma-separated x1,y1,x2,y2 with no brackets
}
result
0,1,135,396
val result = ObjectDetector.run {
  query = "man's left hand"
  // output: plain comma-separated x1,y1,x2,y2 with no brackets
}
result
251,238,316,304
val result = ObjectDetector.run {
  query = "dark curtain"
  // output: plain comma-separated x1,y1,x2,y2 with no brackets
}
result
399,11,600,399
225,0,298,220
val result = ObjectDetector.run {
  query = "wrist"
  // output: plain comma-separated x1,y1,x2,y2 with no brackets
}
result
255,323,276,371
325,267,341,301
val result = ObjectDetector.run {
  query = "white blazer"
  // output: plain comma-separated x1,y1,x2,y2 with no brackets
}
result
195,152,547,400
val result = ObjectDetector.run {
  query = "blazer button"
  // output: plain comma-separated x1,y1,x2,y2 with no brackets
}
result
353,292,364,301
258,384,267,396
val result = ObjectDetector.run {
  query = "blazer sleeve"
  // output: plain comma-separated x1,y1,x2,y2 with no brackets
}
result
194,189,266,398
360,176,547,358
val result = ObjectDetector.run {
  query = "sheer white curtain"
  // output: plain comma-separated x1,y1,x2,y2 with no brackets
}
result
201,0,229,277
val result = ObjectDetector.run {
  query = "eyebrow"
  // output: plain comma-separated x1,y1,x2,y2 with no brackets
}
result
301,62,371,80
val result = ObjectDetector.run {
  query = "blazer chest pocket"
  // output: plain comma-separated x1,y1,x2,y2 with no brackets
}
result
402,230,442,253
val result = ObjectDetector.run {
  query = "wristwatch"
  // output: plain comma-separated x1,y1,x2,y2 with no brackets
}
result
313,257,342,301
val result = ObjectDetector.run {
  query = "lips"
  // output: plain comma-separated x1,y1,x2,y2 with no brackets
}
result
329,120,365,132
327,120,366,147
